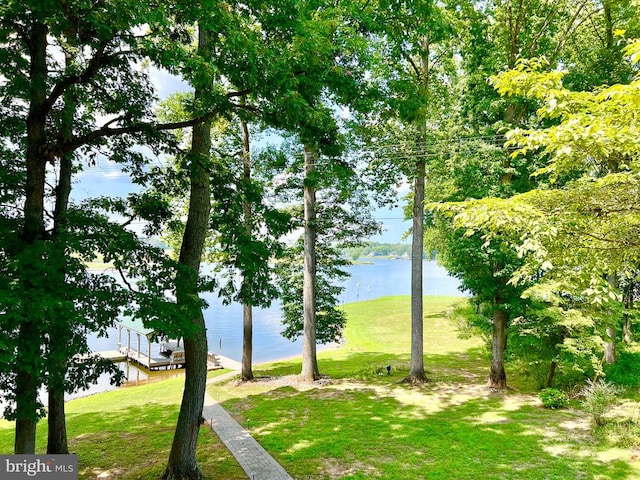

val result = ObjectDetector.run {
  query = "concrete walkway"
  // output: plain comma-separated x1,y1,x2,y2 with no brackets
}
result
203,368,294,480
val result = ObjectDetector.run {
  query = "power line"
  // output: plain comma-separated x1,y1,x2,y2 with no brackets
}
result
74,134,509,172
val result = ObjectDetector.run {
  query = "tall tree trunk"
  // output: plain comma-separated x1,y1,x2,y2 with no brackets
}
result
47,388,68,454
488,306,508,389
603,0,614,50
14,323,40,455
15,20,49,455
46,177,72,456
405,37,430,384
241,119,254,381
242,304,253,381
604,273,617,364
47,42,77,455
406,157,427,383
300,145,319,382
623,318,632,344
604,327,616,364
46,283,71,455
162,24,212,480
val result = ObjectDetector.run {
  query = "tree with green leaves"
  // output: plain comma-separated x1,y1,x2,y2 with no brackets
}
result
0,0,193,453
356,0,457,383
420,0,632,388
432,38,640,383
202,118,292,382
1,0,268,456
244,0,382,382
274,147,380,358
161,21,214,480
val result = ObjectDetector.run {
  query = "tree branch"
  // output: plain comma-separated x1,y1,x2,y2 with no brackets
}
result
58,92,262,155
553,2,600,59
405,53,422,80
529,2,558,57
117,265,140,293
44,40,111,115
568,227,640,248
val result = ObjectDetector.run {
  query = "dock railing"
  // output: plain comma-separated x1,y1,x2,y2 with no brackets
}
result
207,352,222,369
169,350,185,367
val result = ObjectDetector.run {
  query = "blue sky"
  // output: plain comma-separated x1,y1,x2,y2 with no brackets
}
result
73,165,410,243
71,68,410,244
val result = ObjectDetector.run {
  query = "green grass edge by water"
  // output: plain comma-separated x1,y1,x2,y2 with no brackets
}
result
1,295,639,479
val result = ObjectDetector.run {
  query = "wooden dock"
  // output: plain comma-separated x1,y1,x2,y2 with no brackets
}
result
115,347,222,371
90,318,226,372
95,350,127,362
90,347,222,371
117,346,177,370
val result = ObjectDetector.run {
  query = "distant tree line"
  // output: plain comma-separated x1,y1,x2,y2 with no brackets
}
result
344,242,416,260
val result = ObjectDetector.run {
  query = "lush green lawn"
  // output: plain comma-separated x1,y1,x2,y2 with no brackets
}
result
1,295,639,479
0,370,244,479
211,296,640,479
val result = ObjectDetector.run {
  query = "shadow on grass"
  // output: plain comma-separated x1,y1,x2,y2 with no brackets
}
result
0,402,246,480
218,348,637,478
255,348,489,386
224,383,633,480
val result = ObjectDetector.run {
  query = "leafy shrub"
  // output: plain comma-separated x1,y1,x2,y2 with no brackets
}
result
512,358,590,390
603,351,640,387
596,420,640,448
581,379,622,426
539,388,569,409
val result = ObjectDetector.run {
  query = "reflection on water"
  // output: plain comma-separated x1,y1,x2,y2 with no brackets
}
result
66,361,185,401
119,361,185,388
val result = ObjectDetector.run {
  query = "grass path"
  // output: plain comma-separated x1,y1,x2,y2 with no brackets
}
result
1,295,639,479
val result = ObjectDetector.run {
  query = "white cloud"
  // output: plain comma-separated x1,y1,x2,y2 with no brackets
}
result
149,67,191,100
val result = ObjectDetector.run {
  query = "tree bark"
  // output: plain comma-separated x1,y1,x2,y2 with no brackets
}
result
14,323,40,455
300,145,320,382
47,388,68,454
241,119,254,381
162,24,212,480
545,360,557,389
242,304,253,381
604,327,616,364
405,36,430,384
603,0,614,50
604,273,617,364
488,306,508,389
623,319,632,344
406,157,428,383
47,42,77,455
46,274,70,455
15,20,49,455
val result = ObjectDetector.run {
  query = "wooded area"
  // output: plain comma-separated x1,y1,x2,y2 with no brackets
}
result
1,0,639,477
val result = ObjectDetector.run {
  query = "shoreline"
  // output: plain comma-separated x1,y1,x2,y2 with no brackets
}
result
64,346,328,403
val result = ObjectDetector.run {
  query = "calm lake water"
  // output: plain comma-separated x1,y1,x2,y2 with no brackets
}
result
76,258,463,397
91,258,463,362
205,257,463,363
